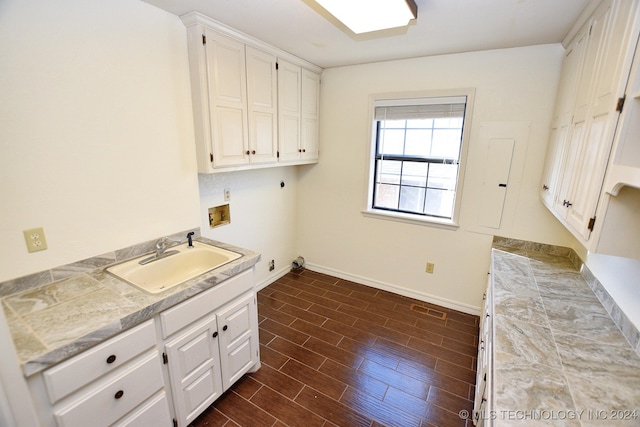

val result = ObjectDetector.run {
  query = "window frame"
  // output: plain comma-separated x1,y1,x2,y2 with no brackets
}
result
363,89,475,229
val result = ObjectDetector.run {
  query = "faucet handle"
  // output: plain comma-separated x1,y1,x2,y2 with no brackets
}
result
155,237,169,251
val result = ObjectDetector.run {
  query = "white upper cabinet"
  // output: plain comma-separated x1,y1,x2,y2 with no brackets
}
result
541,0,640,257
541,25,589,209
301,69,321,162
277,61,321,164
606,36,640,187
277,59,302,162
182,12,322,172
565,0,636,239
246,46,279,165
204,29,250,168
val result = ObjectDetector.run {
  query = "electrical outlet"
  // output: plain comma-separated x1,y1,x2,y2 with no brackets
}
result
268,260,275,271
224,188,231,201
24,227,48,253
426,262,435,274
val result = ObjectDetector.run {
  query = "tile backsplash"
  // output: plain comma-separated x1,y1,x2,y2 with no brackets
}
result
0,228,200,298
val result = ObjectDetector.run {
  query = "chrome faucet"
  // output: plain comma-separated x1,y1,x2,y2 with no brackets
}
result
155,237,173,257
139,237,180,265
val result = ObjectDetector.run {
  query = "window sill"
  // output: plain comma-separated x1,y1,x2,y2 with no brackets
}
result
361,209,460,230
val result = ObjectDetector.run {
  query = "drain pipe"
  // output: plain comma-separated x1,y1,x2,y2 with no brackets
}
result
291,256,305,271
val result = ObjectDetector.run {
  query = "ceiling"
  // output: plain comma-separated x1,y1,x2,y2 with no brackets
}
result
142,0,594,69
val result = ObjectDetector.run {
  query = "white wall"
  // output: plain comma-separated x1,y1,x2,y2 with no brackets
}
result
298,45,578,313
0,0,587,320
586,253,640,331
0,0,200,282
197,167,299,288
0,0,201,424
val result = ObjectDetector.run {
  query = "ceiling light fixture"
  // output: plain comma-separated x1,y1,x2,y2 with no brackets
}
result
315,0,418,34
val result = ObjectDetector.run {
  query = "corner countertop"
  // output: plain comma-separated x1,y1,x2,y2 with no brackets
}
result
490,242,640,426
1,237,260,377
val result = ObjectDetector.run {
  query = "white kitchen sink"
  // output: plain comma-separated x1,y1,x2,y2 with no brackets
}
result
107,241,241,294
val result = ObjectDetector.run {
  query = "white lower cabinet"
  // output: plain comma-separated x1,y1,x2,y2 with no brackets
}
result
216,292,259,390
164,291,260,426
473,277,493,426
160,268,260,427
111,392,172,427
164,314,223,426
28,268,260,427
53,353,166,427
28,319,171,427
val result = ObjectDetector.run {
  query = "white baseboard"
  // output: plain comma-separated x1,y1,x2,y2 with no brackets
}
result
255,265,291,291
305,263,481,316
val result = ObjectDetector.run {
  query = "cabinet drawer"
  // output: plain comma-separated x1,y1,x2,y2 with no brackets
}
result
53,351,164,427
43,320,157,404
112,391,172,427
160,269,253,338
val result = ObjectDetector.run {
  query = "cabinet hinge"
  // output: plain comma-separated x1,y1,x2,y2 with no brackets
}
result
588,216,596,231
173,418,178,427
162,352,168,364
616,96,626,113
202,34,206,45
210,153,213,163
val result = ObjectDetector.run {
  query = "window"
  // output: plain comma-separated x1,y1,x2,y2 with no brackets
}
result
365,91,473,226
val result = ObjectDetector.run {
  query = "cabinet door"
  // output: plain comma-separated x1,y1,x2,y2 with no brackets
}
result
246,46,278,165
204,29,249,167
217,293,259,390
165,315,223,427
473,381,487,427
301,69,320,161
474,281,492,425
555,117,586,217
554,11,604,218
565,0,637,238
541,121,569,208
541,27,589,208
278,59,302,162
474,284,490,407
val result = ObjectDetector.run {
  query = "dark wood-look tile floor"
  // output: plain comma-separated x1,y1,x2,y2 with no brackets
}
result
189,269,479,427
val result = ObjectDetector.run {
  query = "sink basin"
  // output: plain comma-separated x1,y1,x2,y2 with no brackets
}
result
107,241,242,294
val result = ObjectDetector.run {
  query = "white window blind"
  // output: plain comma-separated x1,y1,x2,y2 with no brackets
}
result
374,96,466,120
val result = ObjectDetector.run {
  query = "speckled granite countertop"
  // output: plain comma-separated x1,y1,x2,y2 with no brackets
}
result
490,239,640,426
1,234,260,377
